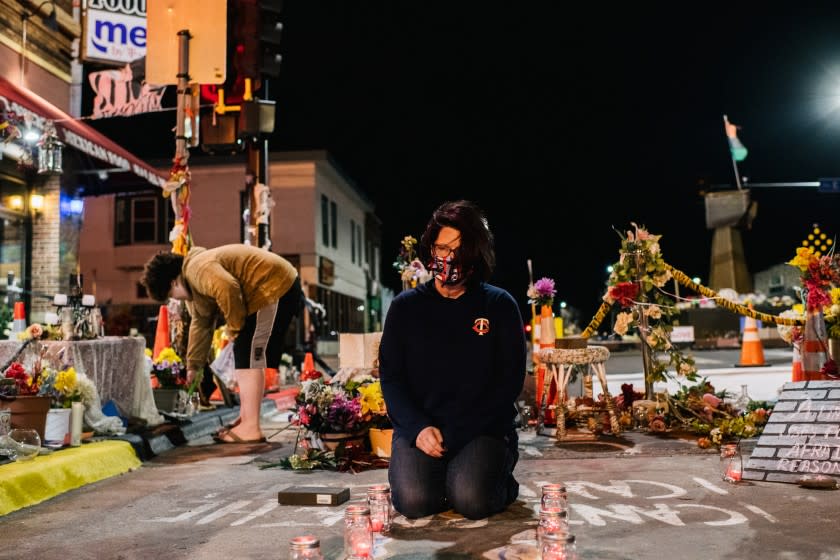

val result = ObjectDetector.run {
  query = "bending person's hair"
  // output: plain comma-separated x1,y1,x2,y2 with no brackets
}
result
141,252,184,302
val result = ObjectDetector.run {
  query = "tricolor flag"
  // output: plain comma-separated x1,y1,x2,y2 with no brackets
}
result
724,115,748,162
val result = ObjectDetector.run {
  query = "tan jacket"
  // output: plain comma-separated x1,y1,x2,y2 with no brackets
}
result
182,245,298,371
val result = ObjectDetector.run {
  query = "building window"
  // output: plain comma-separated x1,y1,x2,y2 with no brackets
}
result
350,219,356,263
356,223,363,267
114,192,173,245
321,194,329,247
330,201,337,248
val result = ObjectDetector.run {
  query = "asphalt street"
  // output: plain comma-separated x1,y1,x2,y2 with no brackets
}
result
3,399,839,559
2,348,835,560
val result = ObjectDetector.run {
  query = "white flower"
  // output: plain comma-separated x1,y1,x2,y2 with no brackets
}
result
75,373,97,407
652,269,672,288
613,312,634,336
678,362,696,377
644,305,662,320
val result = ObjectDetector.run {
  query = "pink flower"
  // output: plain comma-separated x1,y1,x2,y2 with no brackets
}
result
702,393,722,409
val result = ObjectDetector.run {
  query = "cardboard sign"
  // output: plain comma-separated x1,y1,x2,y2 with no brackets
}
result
743,380,840,483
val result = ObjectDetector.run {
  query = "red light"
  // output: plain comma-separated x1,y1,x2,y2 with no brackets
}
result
524,324,532,333
236,43,245,54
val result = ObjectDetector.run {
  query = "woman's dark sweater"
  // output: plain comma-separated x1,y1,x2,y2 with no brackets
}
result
379,280,526,453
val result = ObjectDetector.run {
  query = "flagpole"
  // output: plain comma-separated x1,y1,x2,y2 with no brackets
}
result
723,114,743,190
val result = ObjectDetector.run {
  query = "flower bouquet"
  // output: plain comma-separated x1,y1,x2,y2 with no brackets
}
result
393,235,431,290
787,246,840,378
527,277,556,309
279,376,392,470
358,379,393,458
149,347,187,389
295,377,368,437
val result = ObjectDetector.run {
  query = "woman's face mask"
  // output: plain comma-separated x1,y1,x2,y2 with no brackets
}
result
430,254,463,286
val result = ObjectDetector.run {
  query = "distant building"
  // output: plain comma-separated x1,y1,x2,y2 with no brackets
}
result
753,263,800,299
0,2,163,325
78,150,385,353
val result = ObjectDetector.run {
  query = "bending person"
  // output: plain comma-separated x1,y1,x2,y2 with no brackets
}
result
142,244,302,443
379,200,527,519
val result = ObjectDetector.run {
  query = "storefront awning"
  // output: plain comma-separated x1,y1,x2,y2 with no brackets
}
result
0,76,165,188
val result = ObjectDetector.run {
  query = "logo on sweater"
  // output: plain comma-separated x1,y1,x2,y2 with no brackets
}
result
472,317,490,335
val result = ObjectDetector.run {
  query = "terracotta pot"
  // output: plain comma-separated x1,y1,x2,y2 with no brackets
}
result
368,427,393,458
1,395,51,441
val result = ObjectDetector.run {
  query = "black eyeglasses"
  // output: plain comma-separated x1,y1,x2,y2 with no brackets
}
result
432,242,459,258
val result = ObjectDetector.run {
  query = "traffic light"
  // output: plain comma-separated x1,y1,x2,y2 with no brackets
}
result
259,1,283,77
228,0,260,96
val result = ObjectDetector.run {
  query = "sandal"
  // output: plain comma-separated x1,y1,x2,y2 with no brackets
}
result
213,430,267,444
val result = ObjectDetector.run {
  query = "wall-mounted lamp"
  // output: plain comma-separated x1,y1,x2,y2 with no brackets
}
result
30,194,45,215
8,195,24,211
4,194,44,216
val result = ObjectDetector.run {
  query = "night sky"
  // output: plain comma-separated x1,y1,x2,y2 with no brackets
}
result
90,3,840,325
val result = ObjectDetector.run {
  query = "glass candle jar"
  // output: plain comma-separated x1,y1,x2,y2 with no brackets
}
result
720,443,743,483
540,483,568,512
366,484,393,534
540,532,577,560
289,535,323,560
344,504,373,559
537,507,569,546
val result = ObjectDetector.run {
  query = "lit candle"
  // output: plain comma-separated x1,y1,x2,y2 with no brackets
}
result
726,466,742,482
350,532,372,558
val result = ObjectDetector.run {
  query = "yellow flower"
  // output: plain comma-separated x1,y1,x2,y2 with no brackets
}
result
145,348,152,358
358,381,387,416
55,367,77,396
154,347,182,365
788,246,816,272
831,287,840,306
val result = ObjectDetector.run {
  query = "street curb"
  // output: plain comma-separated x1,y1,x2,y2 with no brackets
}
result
108,398,281,460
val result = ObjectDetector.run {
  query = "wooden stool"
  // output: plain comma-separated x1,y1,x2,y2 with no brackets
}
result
537,345,619,440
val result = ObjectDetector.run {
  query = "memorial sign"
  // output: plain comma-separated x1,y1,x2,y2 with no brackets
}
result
744,380,840,483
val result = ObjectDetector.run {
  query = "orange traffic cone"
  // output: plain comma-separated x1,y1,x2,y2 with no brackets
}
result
11,301,26,334
791,342,804,382
300,352,321,380
152,305,171,360
736,309,766,367
802,309,828,380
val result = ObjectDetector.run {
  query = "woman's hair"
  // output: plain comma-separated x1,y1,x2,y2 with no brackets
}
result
141,252,184,302
420,200,495,284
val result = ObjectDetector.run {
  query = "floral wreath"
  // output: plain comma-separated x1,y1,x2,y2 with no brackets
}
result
602,223,698,385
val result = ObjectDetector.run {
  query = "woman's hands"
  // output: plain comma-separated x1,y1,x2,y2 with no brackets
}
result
416,426,446,458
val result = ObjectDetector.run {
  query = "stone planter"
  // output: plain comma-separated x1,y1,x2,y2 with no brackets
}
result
153,388,186,414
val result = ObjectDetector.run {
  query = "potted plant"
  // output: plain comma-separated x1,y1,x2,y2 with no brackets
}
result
2,360,50,440
148,346,188,413
358,379,392,457
37,365,91,445
294,376,369,451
